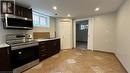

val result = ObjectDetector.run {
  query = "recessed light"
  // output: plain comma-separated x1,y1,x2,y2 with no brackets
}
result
67,14,71,17
53,6,57,10
95,7,100,11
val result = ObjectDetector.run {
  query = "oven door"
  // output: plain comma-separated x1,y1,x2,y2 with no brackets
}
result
11,45,39,69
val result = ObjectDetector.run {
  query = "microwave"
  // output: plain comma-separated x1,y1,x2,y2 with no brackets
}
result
2,14,33,30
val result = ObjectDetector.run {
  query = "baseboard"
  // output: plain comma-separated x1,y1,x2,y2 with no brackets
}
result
76,41,87,43
113,54,128,73
61,48,73,50
90,50,115,54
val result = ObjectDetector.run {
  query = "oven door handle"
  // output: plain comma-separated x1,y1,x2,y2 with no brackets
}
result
11,43,39,50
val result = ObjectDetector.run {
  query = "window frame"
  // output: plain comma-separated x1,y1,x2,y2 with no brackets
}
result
33,11,50,27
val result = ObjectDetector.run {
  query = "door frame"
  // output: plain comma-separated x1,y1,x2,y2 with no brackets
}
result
73,18,94,50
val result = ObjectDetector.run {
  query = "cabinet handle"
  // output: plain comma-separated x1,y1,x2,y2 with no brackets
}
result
54,43,57,45
41,46,45,48
41,54,46,57
7,49,10,54
41,49,47,52
40,42,45,45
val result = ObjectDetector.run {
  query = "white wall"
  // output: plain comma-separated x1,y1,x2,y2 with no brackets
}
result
50,17,56,37
116,0,130,72
93,13,116,52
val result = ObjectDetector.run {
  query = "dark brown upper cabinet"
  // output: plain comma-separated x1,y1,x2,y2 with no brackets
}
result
1,1,32,19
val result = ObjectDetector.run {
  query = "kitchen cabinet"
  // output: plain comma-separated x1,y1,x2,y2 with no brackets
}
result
1,1,14,14
15,5,32,19
39,39,60,61
1,1,32,19
0,46,12,72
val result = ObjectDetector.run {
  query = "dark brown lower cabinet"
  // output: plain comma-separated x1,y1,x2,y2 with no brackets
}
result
0,39,60,72
0,47,12,73
39,39,60,61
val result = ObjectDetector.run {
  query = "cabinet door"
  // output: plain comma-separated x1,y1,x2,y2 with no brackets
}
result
55,39,60,52
27,9,32,19
15,5,32,19
0,47,12,71
1,1,14,14
7,2,14,14
15,5,21,16
15,5,25,17
39,39,60,61
48,39,60,55
39,42,50,61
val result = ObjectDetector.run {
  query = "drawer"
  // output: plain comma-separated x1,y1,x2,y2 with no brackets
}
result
39,41,49,45
40,53,47,57
39,48,48,54
39,45,47,49
39,53,48,61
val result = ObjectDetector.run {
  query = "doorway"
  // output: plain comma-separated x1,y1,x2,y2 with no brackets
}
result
76,20,88,49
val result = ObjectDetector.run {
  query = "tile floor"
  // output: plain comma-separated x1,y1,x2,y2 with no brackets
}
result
23,49,127,73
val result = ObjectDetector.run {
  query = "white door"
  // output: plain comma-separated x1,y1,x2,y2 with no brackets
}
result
56,19,73,50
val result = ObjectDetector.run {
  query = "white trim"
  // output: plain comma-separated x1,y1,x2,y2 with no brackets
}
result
73,18,94,50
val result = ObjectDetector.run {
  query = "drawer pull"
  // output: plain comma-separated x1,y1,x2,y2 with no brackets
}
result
41,46,45,48
41,54,46,57
40,42,46,45
41,49,47,52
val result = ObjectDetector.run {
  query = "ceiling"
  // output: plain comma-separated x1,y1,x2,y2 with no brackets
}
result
15,0,125,19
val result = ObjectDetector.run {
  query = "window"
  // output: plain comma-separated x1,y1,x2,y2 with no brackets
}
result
80,24,88,30
33,11,50,27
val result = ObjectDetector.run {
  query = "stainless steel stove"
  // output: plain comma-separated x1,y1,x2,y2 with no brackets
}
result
6,34,39,73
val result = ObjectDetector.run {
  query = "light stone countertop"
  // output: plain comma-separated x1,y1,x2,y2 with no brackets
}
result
0,43,10,48
35,38,60,42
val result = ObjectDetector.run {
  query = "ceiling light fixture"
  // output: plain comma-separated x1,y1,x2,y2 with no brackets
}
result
53,6,57,10
67,14,71,17
95,7,100,11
